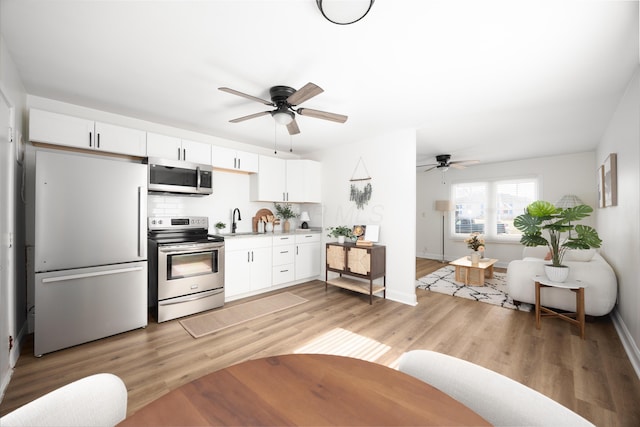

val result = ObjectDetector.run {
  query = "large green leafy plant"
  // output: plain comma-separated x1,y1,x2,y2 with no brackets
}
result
513,200,602,267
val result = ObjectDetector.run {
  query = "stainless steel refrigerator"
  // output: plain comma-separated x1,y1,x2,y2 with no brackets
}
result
34,151,147,356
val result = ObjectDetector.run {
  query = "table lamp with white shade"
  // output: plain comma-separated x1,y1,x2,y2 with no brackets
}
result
300,211,311,229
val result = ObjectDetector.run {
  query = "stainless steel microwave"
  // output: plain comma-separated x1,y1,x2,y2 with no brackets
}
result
147,158,213,195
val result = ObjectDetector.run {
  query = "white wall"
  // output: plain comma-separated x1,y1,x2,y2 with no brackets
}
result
416,151,597,268
309,129,417,306
597,67,640,377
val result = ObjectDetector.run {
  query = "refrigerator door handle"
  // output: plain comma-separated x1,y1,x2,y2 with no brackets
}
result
138,186,145,258
41,266,144,283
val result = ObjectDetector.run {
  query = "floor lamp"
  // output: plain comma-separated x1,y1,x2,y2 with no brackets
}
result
435,200,454,263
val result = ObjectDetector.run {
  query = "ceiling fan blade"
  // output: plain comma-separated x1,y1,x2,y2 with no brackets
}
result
450,163,467,170
287,82,323,106
229,111,271,123
286,119,300,135
416,163,437,168
219,87,274,106
297,108,348,123
451,160,480,166
421,166,438,172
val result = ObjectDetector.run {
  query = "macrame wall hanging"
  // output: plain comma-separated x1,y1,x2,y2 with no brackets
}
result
350,157,372,210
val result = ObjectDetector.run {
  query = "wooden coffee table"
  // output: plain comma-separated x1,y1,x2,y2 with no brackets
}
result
449,257,498,286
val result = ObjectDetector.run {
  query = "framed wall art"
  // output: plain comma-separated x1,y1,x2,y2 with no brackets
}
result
597,165,605,208
603,153,617,207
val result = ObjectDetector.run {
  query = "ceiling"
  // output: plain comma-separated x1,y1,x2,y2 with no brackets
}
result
1,1,638,166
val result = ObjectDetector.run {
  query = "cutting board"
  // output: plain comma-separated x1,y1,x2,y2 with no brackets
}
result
252,208,279,231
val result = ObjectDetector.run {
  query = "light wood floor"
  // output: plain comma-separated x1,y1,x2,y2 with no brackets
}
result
2,258,639,426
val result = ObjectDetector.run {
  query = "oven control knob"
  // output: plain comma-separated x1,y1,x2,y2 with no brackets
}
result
158,219,163,225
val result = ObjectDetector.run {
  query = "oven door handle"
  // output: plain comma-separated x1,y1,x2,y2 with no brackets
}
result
159,244,224,255
158,288,224,306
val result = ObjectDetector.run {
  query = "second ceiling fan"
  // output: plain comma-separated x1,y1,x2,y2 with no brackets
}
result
417,154,480,172
219,82,348,135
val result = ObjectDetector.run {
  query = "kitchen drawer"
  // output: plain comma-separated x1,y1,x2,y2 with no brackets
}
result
273,264,295,285
273,234,295,246
273,244,295,265
295,233,321,244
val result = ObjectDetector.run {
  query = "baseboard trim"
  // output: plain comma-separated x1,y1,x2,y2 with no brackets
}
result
611,307,640,380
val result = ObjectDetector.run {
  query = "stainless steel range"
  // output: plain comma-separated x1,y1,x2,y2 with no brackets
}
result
148,216,225,322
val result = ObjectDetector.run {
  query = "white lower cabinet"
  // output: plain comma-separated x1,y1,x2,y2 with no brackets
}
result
225,236,272,299
295,233,321,280
272,235,295,285
225,233,321,300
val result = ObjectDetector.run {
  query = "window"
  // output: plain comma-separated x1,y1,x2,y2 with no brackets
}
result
451,177,539,240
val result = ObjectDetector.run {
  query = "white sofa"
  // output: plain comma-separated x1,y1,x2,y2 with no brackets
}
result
507,247,617,316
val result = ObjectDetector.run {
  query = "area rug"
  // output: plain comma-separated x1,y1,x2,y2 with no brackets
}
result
416,266,533,312
180,292,308,338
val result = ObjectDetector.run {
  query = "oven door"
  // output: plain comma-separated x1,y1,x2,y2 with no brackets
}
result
158,242,224,300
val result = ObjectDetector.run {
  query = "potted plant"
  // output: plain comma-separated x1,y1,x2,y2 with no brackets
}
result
464,232,485,265
326,226,355,244
274,203,298,232
214,221,226,233
513,200,602,282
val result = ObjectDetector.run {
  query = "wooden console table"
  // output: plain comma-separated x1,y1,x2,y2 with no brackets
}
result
325,242,386,304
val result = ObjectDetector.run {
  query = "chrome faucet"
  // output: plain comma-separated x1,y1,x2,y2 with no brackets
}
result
232,208,241,233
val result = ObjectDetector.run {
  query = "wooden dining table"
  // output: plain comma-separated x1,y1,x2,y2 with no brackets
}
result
118,353,490,426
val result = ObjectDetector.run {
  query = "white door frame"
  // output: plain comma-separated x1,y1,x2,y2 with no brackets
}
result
0,82,16,397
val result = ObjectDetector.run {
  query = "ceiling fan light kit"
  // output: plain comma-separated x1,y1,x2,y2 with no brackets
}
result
219,82,347,136
316,0,375,25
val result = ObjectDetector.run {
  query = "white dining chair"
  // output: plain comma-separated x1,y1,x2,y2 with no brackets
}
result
1,373,127,427
398,350,594,427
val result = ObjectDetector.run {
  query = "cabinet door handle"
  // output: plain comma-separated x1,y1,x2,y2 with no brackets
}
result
283,192,286,201
296,246,299,255
280,269,289,273
251,251,254,262
89,131,92,147
234,158,237,168
183,148,186,161
280,250,288,254
178,147,181,160
247,251,250,262
96,133,100,149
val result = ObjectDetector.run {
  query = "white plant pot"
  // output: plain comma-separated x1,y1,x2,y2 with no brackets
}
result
544,264,570,282
338,236,345,244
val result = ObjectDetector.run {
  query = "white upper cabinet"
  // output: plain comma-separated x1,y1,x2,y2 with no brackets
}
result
211,145,259,173
250,155,287,202
250,156,321,203
147,132,211,164
29,109,147,157
93,122,147,157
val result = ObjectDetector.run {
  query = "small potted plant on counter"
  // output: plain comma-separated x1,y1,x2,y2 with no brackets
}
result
274,203,298,233
214,221,226,234
326,226,355,244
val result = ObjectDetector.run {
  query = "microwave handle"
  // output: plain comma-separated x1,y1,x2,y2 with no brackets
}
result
196,166,201,191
